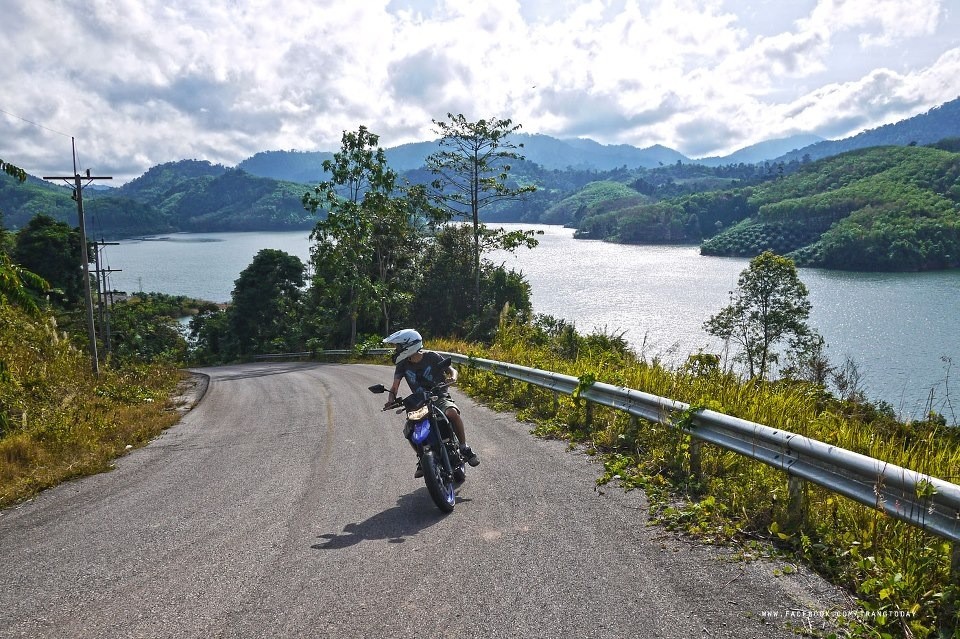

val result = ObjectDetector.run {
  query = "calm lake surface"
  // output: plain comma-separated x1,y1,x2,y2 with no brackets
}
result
105,225,960,424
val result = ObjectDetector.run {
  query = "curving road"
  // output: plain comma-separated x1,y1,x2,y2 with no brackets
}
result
0,362,848,638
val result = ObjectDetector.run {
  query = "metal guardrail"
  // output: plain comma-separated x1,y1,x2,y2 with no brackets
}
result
251,347,960,542
438,351,960,543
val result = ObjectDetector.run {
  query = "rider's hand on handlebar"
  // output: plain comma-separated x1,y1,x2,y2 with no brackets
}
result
383,400,398,411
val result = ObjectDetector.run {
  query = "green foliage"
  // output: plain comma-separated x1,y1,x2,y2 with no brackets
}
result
303,126,431,345
575,185,758,245
427,113,537,312
108,293,211,364
542,180,642,225
13,214,86,306
1,159,27,183
0,160,51,317
700,218,824,257
229,249,306,357
188,308,234,365
427,113,536,225
569,144,960,271
701,146,960,271
578,201,698,243
1,160,316,238
412,224,533,342
0,171,77,231
704,251,819,380
0,250,50,316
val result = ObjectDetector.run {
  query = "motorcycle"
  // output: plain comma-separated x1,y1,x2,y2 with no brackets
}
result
368,363,466,513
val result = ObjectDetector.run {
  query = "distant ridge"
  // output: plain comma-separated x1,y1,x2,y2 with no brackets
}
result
234,97,960,183
773,97,960,163
696,134,825,166
237,150,334,185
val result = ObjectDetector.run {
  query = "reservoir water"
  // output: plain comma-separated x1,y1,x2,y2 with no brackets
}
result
103,225,960,424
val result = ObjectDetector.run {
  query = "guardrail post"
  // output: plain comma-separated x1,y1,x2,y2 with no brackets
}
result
689,438,703,484
944,542,960,630
786,475,807,531
953,541,960,585
585,401,594,430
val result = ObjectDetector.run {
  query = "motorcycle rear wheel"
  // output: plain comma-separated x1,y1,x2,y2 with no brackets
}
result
421,452,455,513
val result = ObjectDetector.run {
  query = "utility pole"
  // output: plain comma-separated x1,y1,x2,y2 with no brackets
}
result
44,137,112,375
93,240,120,358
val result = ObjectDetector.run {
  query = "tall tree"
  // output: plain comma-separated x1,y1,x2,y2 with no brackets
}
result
229,248,305,357
303,126,428,344
426,114,537,313
413,224,532,341
704,250,820,380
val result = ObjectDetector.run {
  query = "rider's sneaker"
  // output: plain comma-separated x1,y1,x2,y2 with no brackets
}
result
414,461,424,478
461,445,480,467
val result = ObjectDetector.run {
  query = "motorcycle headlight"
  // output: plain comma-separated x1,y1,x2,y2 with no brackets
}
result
411,419,431,444
407,405,430,421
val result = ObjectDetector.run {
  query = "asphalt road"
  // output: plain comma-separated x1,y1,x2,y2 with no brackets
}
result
0,362,850,638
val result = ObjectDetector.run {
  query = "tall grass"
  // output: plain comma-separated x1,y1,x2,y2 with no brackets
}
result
434,320,960,638
0,302,182,507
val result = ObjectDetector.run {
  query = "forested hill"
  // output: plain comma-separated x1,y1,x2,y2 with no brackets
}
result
773,98,960,164
115,161,316,231
0,160,317,237
574,143,960,272
707,143,960,271
236,150,334,184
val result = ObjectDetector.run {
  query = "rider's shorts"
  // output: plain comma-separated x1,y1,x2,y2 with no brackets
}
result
434,394,460,416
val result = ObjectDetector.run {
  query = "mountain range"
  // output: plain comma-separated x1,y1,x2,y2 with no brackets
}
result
2,96,959,239
236,132,822,182
237,96,959,182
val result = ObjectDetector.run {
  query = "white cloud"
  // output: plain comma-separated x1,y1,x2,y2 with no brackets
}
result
0,0,957,182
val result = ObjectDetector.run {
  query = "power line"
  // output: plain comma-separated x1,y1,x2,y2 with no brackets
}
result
0,105,73,139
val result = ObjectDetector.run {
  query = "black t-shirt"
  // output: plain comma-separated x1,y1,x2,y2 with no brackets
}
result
394,351,449,394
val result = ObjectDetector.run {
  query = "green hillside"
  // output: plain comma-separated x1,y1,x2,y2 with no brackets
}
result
0,160,318,237
701,145,960,270
540,180,645,226
574,144,960,271
119,161,317,231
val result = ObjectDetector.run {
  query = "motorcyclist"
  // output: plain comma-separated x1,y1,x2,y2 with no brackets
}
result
383,328,480,478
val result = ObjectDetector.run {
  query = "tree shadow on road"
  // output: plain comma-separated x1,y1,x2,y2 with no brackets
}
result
311,488,472,550
204,362,321,382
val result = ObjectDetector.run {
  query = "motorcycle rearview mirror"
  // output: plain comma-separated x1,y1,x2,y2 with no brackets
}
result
368,384,387,394
438,357,452,369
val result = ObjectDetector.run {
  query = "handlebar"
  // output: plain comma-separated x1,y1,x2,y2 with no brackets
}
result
378,382,450,411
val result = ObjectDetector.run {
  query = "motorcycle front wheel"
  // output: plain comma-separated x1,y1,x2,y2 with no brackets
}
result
421,452,456,513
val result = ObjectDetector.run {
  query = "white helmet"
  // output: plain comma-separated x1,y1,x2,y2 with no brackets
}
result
383,328,423,364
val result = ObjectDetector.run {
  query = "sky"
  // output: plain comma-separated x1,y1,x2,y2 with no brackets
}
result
1,0,958,184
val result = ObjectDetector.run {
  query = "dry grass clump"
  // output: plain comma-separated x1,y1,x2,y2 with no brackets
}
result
0,303,181,507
